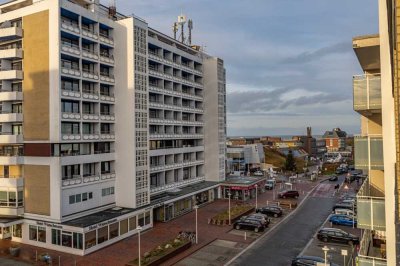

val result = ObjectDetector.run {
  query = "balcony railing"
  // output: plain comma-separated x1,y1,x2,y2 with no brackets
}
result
354,135,383,170
353,74,381,112
358,230,387,266
357,177,385,231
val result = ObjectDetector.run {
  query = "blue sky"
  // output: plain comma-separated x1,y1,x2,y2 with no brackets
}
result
111,0,378,136
1,0,378,136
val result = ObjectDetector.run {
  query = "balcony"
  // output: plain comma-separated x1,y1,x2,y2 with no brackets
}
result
82,174,100,184
100,131,115,140
99,53,114,65
82,90,99,100
0,90,23,101
99,72,115,83
99,92,115,102
357,177,385,231
100,171,116,181
100,112,115,122
150,176,206,194
0,112,22,123
99,33,114,46
61,43,80,56
0,26,23,41
81,28,98,41
81,112,99,121
353,74,381,114
0,133,23,143
61,133,81,141
62,175,82,187
358,230,387,266
0,177,23,188
354,135,383,170
61,112,81,121
0,48,22,59
81,48,99,61
61,66,81,78
0,70,23,80
82,70,99,81
60,19,80,35
82,132,100,140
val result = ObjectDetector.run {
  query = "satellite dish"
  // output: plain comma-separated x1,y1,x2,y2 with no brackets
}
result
178,15,186,24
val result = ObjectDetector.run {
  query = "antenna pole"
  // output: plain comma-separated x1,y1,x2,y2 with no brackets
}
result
181,22,184,43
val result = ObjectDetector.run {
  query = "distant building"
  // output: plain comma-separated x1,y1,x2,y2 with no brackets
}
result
226,143,265,173
293,127,317,157
322,128,347,152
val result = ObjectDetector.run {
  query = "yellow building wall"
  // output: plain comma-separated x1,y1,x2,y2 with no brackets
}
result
24,165,50,216
22,10,50,141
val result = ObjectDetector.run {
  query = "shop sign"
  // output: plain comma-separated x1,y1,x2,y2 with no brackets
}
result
36,221,63,229
88,218,118,231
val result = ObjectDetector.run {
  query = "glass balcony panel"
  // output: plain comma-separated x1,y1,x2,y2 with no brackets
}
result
370,137,384,170
353,74,381,111
354,136,383,170
355,136,369,170
357,198,385,231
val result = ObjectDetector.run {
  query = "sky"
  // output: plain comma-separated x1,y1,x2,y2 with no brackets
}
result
111,0,378,136
1,0,378,136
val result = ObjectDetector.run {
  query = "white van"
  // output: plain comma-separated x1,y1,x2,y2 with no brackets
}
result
334,208,355,217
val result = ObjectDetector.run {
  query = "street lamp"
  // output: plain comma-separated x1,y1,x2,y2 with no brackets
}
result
137,226,142,266
194,205,199,244
255,184,258,210
227,192,231,225
322,245,329,266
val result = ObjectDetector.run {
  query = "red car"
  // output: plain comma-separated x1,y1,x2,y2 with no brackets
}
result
278,190,299,199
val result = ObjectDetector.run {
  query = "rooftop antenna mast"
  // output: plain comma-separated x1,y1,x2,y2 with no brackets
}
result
177,14,186,43
188,19,193,45
172,22,178,40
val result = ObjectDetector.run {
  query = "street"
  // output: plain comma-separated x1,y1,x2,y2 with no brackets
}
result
229,182,338,266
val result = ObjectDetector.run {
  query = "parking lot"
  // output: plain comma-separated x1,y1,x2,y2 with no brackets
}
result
299,191,361,266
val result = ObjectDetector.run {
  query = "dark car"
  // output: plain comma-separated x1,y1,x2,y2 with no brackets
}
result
233,218,265,232
332,203,356,212
317,228,359,245
328,175,338,181
256,206,283,218
239,213,270,226
291,255,339,266
278,190,299,199
335,168,345,175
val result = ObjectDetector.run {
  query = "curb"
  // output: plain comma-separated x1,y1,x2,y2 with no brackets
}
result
224,181,322,266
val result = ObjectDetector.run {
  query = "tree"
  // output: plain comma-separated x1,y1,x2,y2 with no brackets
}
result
284,150,296,171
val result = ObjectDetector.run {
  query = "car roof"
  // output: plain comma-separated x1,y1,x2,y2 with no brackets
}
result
319,227,346,233
295,255,324,262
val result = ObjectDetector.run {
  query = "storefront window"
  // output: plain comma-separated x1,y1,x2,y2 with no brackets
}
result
38,227,46,243
12,224,22,238
73,232,83,249
129,216,136,231
109,222,119,239
52,229,61,245
29,225,37,241
195,191,209,205
85,230,96,249
97,226,108,244
138,213,145,227
120,219,128,235
62,231,72,247
145,211,151,225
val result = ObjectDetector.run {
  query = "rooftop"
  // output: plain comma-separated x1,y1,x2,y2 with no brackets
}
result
223,176,265,186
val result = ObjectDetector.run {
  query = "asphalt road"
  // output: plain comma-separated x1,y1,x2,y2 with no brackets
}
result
230,183,338,266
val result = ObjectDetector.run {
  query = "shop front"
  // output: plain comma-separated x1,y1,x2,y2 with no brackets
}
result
222,176,266,201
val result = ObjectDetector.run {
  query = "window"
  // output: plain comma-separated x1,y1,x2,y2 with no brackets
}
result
109,222,119,239
69,195,75,204
75,194,81,203
73,232,83,249
52,229,61,245
97,226,108,244
138,213,144,227
8,191,16,207
29,225,37,241
29,225,46,242
89,192,93,199
61,100,79,113
12,224,22,238
38,227,46,242
61,122,80,135
82,193,88,201
102,187,114,197
85,230,96,249
129,216,136,231
62,231,72,247
120,219,128,235
0,191,7,206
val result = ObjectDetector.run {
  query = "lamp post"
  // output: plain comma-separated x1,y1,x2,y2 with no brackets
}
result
137,226,142,266
255,184,258,210
227,192,231,225
322,245,329,266
194,205,199,244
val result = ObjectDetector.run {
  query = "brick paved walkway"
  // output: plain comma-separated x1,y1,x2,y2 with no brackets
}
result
0,177,320,266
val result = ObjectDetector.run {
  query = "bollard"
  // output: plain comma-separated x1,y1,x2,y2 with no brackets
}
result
59,255,61,266
35,250,38,261
244,232,247,240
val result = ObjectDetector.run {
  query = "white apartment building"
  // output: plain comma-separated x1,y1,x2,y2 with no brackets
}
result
0,0,226,255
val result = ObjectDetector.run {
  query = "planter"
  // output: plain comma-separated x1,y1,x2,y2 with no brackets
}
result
208,205,254,226
9,247,20,257
127,239,191,266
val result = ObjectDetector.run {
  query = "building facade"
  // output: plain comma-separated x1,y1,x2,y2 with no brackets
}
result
322,128,347,152
0,0,226,255
226,143,265,174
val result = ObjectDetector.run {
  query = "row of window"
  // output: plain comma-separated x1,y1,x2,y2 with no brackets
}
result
101,187,115,197
69,192,93,205
0,190,23,207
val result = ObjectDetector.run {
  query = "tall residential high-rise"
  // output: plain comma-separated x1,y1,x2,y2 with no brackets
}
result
0,0,226,255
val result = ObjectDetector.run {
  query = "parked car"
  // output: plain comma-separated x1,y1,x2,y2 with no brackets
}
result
332,203,356,212
256,206,283,218
291,255,339,266
335,168,345,175
317,228,359,245
329,214,357,227
253,170,264,176
239,213,270,226
278,190,299,199
233,218,265,232
341,198,356,205
328,175,338,181
265,179,276,190
334,208,355,217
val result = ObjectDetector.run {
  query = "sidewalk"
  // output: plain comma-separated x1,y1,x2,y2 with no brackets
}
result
0,178,318,266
